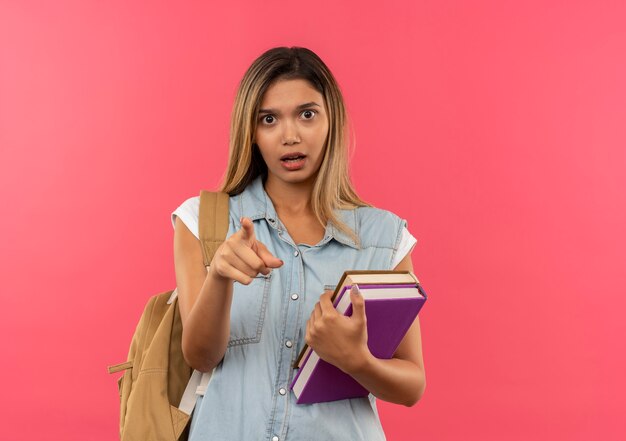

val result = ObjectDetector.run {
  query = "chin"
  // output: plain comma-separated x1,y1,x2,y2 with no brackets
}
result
270,170,319,185
283,174,314,184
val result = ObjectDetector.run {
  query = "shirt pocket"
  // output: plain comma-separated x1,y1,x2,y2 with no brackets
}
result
228,272,272,346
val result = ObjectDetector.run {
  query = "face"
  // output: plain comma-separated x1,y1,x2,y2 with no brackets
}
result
253,78,329,187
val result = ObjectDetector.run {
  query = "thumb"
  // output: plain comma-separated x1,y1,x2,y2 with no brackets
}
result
256,241,284,269
350,284,366,320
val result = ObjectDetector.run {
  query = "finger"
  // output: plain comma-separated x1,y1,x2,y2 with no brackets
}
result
319,291,335,315
350,284,367,321
256,241,284,268
305,316,313,344
231,240,272,276
219,244,258,278
238,217,258,250
308,310,316,333
313,301,322,320
216,261,256,285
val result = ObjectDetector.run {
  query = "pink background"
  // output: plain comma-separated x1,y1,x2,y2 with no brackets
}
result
1,1,625,440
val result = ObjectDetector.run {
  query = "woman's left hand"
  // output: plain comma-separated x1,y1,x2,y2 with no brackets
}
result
305,285,372,374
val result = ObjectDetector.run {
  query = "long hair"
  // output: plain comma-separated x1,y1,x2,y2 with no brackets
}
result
218,46,370,247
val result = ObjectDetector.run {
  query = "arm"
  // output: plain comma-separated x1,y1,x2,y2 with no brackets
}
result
173,216,233,372
306,252,426,407
173,216,283,372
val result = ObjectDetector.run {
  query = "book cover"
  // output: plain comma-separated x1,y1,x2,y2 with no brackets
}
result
290,272,427,404
293,270,421,369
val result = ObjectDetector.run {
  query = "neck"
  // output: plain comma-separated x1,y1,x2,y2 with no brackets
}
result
263,174,316,217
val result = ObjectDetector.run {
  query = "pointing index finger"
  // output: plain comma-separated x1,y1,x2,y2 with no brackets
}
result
238,217,258,252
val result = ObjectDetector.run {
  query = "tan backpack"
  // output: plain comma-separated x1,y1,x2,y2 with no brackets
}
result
107,191,230,441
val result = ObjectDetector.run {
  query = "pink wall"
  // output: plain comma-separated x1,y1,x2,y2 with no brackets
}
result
1,1,624,440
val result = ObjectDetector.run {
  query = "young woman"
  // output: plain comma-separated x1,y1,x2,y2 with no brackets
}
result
172,46,425,441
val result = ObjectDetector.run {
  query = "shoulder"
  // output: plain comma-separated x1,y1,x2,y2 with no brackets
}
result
355,206,418,267
355,206,409,249
357,206,405,225
171,196,201,239
171,193,242,240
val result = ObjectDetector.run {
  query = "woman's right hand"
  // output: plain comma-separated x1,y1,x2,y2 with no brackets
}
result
209,216,284,285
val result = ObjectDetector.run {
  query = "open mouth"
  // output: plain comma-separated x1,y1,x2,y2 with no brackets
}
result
280,154,307,170
280,152,306,163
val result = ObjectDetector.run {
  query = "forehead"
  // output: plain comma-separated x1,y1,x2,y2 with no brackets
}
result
260,78,323,107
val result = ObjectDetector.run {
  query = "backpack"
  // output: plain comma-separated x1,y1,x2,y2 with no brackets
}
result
107,191,230,441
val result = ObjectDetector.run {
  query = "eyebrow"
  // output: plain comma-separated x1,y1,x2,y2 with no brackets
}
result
258,101,321,115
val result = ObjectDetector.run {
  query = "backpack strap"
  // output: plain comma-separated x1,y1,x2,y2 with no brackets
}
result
198,191,230,268
166,191,229,305
179,369,204,415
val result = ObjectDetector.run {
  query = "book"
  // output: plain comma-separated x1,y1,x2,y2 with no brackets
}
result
290,270,427,404
292,270,426,369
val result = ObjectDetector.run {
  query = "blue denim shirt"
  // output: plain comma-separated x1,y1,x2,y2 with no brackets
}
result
187,175,408,441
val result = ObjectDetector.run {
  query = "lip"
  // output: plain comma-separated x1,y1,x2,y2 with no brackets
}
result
280,152,306,160
280,156,306,171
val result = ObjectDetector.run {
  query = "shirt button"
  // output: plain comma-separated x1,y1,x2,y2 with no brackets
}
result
272,437,279,441
291,293,299,300
294,250,299,257
268,218,275,223
279,387,287,395
285,340,293,348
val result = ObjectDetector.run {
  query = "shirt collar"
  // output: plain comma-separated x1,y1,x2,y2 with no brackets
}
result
239,175,359,249
327,209,360,249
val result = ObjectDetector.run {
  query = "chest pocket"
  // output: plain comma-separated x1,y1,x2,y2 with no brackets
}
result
228,272,272,346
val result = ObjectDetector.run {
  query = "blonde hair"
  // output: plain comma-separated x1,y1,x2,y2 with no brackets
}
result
218,46,370,247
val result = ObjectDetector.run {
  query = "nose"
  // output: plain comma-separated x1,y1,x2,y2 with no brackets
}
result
281,120,301,145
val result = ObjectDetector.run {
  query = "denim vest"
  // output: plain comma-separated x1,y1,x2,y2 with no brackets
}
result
188,175,408,441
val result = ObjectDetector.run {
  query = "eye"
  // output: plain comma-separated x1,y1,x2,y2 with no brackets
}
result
261,115,275,125
301,109,316,120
